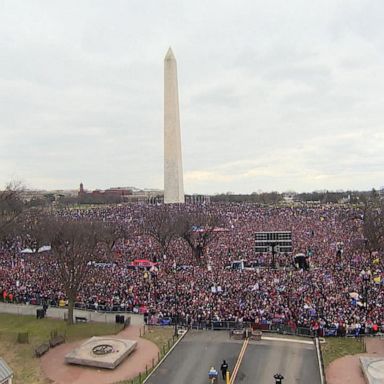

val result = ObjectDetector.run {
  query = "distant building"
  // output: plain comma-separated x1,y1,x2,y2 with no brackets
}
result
18,188,78,202
77,184,211,205
78,183,162,203
147,194,211,204
79,183,133,198
282,192,296,203
20,189,50,202
185,195,211,204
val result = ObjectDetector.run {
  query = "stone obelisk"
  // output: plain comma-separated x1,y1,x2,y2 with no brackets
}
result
164,47,185,204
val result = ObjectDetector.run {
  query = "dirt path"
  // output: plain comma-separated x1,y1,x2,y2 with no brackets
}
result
326,338,384,384
40,325,159,384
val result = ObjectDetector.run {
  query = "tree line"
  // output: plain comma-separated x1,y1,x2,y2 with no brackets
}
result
211,190,374,204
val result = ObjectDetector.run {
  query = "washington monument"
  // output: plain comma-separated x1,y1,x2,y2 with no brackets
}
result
164,47,185,204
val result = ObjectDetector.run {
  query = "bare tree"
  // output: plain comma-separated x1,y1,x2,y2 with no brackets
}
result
175,209,223,263
48,218,110,324
100,222,128,256
0,182,24,241
141,206,179,260
361,191,384,256
18,209,53,253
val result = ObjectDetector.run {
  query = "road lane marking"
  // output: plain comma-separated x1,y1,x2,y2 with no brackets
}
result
230,338,249,384
260,337,313,345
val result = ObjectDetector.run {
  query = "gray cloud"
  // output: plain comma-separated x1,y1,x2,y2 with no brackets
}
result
0,0,383,193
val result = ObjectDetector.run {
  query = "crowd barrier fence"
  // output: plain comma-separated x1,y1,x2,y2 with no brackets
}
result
147,316,384,338
1,299,382,338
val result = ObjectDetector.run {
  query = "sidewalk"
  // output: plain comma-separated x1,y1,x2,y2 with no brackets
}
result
326,338,384,384
40,325,159,384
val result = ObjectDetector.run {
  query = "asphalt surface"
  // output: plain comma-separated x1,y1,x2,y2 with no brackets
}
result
145,331,322,384
237,339,321,383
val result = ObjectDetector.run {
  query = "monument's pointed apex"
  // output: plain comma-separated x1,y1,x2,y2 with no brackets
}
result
165,47,175,60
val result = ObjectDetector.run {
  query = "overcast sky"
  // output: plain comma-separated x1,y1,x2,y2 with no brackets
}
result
1,0,383,194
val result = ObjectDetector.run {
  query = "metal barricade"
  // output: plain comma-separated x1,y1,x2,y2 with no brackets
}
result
297,327,313,337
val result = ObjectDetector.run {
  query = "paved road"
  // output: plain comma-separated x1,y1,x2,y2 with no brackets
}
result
237,339,321,383
146,331,241,384
146,331,321,384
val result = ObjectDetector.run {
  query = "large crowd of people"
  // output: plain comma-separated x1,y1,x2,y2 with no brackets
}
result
0,203,382,336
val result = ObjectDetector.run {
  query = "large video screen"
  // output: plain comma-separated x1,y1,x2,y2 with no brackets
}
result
255,231,292,253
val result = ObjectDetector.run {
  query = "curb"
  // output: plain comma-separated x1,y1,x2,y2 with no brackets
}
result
314,337,326,384
143,329,188,383
261,336,314,345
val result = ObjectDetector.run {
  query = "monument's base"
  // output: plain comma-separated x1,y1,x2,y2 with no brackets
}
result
360,356,384,384
65,337,137,369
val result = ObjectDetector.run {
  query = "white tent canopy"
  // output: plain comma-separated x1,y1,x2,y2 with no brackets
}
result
20,245,51,254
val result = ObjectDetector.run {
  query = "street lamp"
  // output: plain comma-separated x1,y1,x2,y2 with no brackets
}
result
274,373,284,384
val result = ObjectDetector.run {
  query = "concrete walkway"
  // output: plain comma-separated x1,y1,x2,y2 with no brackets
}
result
326,338,384,384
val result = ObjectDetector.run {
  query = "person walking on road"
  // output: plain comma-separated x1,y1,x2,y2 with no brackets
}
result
208,366,218,382
220,360,229,380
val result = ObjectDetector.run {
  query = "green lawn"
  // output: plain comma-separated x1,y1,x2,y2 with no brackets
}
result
141,325,175,350
321,337,366,367
0,313,124,384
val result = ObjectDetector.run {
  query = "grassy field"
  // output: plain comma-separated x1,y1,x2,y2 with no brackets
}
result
141,325,175,350
321,337,366,367
0,313,124,384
